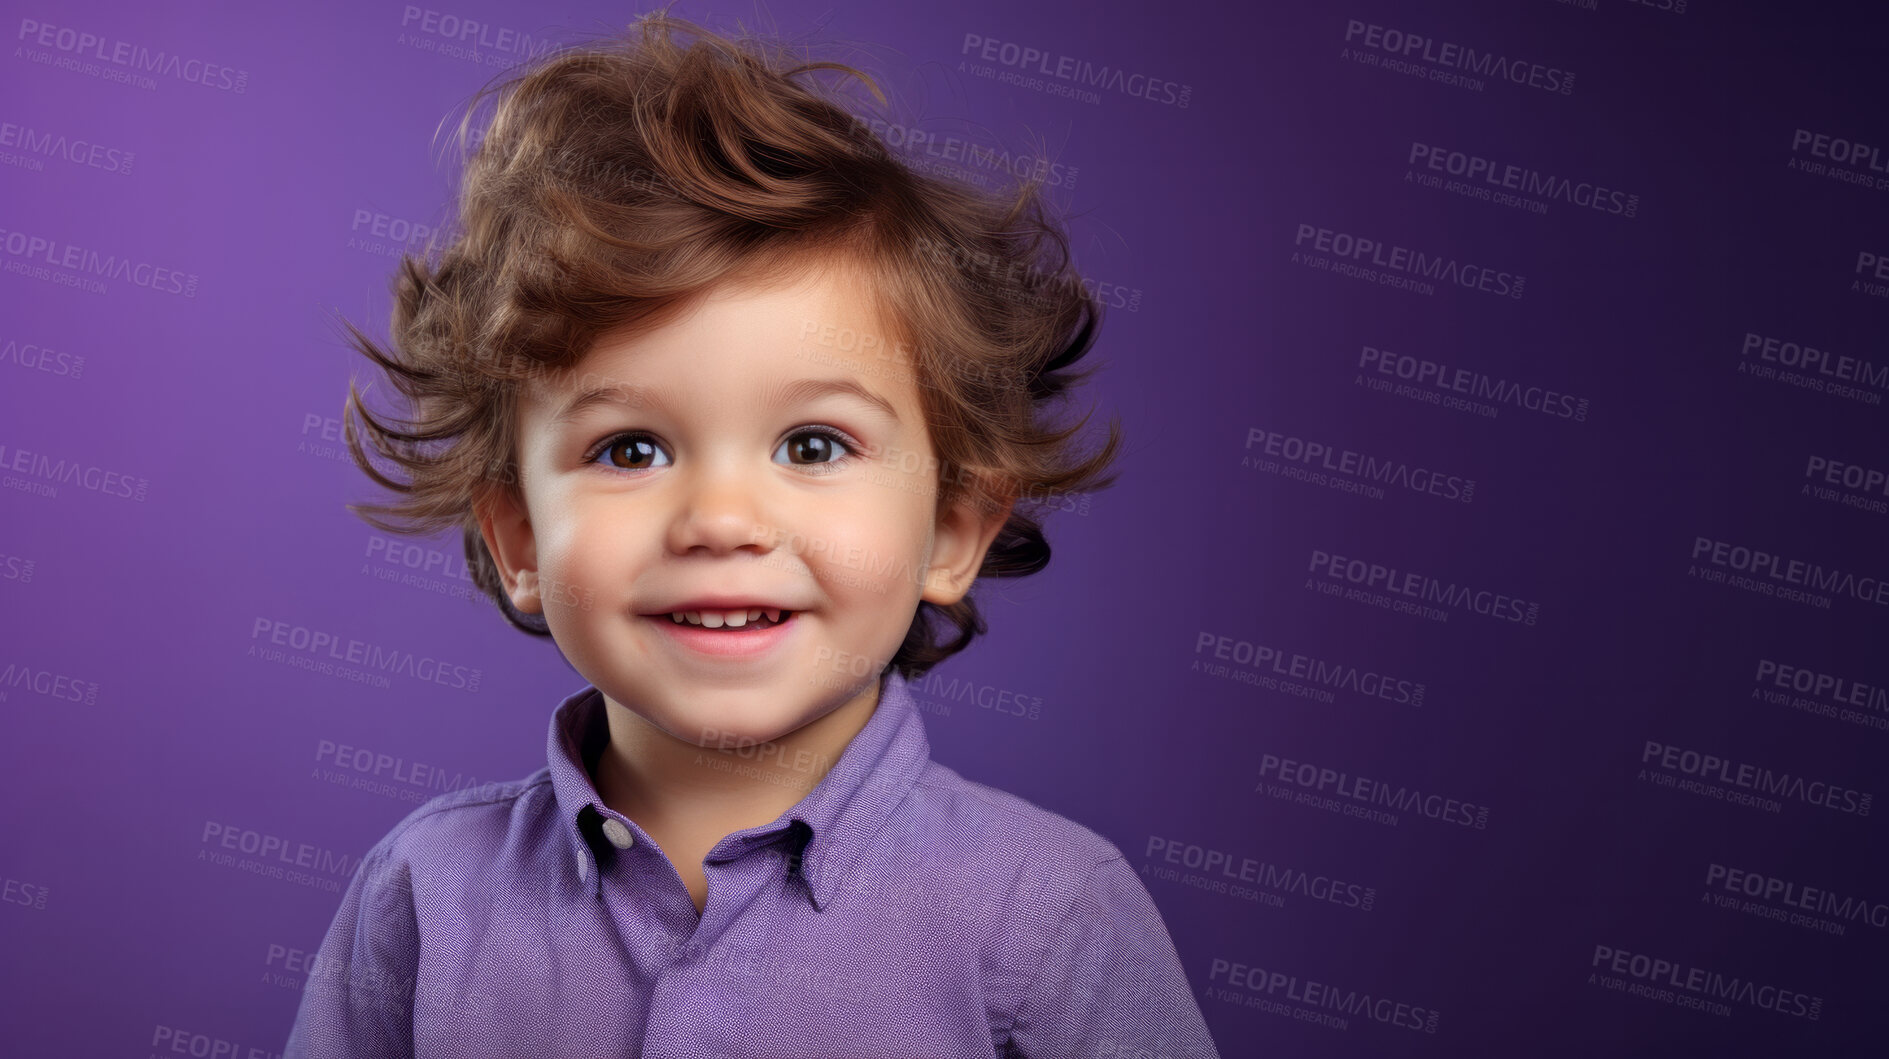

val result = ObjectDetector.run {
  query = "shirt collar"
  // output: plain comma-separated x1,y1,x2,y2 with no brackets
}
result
546,669,931,911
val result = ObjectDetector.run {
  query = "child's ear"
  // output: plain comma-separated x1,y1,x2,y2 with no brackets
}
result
921,489,1014,608
475,488,544,615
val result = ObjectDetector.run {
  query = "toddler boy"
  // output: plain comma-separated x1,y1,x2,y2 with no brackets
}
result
287,11,1220,1058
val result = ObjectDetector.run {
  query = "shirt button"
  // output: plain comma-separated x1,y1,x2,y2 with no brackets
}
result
600,817,636,850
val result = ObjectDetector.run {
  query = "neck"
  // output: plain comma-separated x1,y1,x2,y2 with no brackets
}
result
592,680,882,839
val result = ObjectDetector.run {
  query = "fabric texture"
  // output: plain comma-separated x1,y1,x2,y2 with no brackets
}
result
283,669,1222,1058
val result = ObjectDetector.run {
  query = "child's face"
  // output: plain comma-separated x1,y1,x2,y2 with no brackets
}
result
476,255,1007,748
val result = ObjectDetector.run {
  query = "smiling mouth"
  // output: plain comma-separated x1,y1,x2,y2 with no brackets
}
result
657,609,797,630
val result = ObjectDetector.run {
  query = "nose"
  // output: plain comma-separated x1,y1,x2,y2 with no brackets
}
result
661,454,777,557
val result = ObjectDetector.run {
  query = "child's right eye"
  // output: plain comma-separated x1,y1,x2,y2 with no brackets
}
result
586,432,670,471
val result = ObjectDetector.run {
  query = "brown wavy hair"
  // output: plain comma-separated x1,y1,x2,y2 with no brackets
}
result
337,7,1123,681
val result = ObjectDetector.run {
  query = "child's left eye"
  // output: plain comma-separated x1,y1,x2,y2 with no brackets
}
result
774,427,859,472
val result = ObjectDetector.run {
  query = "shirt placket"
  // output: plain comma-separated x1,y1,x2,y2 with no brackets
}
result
627,824,807,1057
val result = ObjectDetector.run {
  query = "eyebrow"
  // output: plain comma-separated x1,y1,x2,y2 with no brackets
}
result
549,376,901,427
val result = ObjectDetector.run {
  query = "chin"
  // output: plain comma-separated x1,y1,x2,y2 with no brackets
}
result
663,702,807,748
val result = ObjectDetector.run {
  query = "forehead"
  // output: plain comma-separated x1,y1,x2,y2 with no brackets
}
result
525,255,919,416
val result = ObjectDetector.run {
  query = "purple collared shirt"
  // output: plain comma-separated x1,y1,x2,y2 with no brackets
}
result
284,670,1222,1058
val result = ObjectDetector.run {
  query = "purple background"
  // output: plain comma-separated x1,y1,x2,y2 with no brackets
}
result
3,0,1886,1054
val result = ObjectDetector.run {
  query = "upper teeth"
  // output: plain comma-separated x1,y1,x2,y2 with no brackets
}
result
669,608,786,627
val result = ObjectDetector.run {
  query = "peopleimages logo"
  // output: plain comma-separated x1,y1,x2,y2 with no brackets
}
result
850,116,1080,191
1308,548,1540,625
1208,957,1441,1033
1193,631,1426,706
1342,19,1573,95
959,33,1191,108
397,6,562,60
1705,863,1889,932
1640,740,1872,816
1294,223,1524,299
0,225,198,297
0,440,149,501
248,618,483,693
1803,455,1889,516
1792,129,1889,171
0,119,135,175
0,661,99,704
15,18,250,93
1243,427,1475,504
314,739,488,798
201,821,362,878
1145,836,1378,912
1789,128,1889,190
1590,945,1822,1021
1,336,85,379
1406,142,1638,217
1257,751,1491,830
1754,659,1888,715
1358,345,1590,422
1857,250,1889,287
1740,332,1889,400
1689,536,1889,608
1750,659,1889,733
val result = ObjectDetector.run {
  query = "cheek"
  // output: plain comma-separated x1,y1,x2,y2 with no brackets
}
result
533,520,628,637
532,497,614,590
805,497,932,598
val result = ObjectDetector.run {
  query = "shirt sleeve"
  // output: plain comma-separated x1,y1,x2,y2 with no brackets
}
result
283,838,419,1059
1003,854,1222,1058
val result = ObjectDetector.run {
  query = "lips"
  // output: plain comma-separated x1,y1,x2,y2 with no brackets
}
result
639,596,804,633
640,593,802,615
645,601,802,657
663,607,793,629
